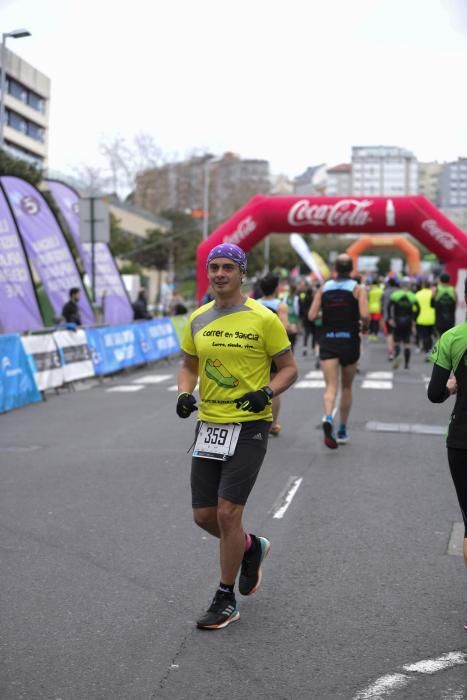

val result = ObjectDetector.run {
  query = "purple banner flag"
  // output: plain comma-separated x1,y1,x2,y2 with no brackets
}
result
0,188,43,333
1,176,95,326
45,179,133,325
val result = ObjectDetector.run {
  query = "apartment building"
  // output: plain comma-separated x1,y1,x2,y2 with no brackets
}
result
418,162,442,204
439,157,467,208
326,163,352,196
0,46,50,164
134,152,270,230
352,146,418,196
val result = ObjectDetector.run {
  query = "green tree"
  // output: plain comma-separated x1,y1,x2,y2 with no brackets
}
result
108,212,134,257
0,148,43,184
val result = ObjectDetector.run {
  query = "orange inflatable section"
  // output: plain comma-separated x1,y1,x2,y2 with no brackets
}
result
346,236,420,275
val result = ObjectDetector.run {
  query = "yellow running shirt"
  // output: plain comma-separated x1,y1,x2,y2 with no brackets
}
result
181,296,291,423
415,288,436,326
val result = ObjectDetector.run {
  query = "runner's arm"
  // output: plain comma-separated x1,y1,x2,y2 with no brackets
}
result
268,349,298,397
177,353,199,394
427,364,452,403
308,288,322,321
356,285,369,331
277,301,289,329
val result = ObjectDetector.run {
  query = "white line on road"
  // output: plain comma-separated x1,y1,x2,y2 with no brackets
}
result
365,371,393,380
353,651,467,699
448,522,465,556
295,380,325,389
132,374,173,384
106,385,144,393
366,421,445,435
273,477,303,519
304,370,324,379
403,651,467,674
361,380,393,390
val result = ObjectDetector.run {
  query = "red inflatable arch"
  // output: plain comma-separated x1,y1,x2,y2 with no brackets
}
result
346,236,421,276
197,196,467,301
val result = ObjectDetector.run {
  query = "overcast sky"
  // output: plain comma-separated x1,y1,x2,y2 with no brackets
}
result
2,0,467,179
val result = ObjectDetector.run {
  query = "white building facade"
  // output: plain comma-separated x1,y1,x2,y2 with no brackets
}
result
351,146,418,196
0,47,50,165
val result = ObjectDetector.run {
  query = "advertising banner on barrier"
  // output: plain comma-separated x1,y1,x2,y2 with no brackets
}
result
45,180,133,325
0,188,43,333
53,329,95,383
137,318,180,362
0,176,95,325
86,319,180,375
0,334,41,413
21,334,64,391
85,324,145,375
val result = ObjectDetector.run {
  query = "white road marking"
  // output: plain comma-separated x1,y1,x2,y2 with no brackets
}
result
366,421,445,435
272,477,303,519
132,374,173,384
295,380,325,389
353,651,467,699
366,371,393,380
354,673,410,699
403,651,467,674
304,370,324,379
361,380,393,390
106,385,144,393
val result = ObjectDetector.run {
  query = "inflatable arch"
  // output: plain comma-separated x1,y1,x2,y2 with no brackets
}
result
197,196,467,301
345,236,421,276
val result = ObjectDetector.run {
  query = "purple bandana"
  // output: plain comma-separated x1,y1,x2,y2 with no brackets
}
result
206,243,247,272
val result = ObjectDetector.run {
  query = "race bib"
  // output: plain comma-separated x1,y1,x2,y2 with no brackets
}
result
193,422,241,461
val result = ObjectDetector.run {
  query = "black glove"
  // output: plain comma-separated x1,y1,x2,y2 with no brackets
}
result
176,392,198,418
235,388,270,413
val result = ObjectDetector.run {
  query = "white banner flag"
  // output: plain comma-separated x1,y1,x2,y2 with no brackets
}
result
21,334,64,391
53,329,95,383
289,233,324,282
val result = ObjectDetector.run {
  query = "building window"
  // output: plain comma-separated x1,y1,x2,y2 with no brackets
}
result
27,91,44,112
7,109,27,133
27,121,44,142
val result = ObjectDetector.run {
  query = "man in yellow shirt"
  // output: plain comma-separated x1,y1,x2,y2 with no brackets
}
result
176,243,297,630
368,276,383,340
415,279,436,360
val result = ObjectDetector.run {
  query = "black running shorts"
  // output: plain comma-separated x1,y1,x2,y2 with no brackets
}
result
319,340,360,367
191,420,270,508
393,325,412,343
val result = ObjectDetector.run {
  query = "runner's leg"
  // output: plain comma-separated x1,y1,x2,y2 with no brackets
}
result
217,498,245,585
339,362,358,426
321,358,339,416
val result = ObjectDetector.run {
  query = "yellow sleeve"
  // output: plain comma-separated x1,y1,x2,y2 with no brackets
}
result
181,316,197,356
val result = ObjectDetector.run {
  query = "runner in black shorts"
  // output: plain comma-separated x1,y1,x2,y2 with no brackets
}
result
428,276,467,629
388,278,419,370
176,243,297,630
308,254,368,448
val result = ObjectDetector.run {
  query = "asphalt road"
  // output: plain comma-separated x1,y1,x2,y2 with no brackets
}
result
1,340,465,700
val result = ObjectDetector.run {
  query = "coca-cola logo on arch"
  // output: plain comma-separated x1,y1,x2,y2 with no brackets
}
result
224,215,257,245
288,199,373,227
421,219,458,251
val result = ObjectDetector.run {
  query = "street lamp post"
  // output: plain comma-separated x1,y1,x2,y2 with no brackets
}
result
0,28,31,148
202,155,222,240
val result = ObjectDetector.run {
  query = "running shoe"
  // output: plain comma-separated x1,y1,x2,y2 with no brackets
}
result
269,423,281,436
322,418,338,449
464,620,467,631
337,428,349,444
239,535,271,596
392,356,402,370
196,590,240,630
